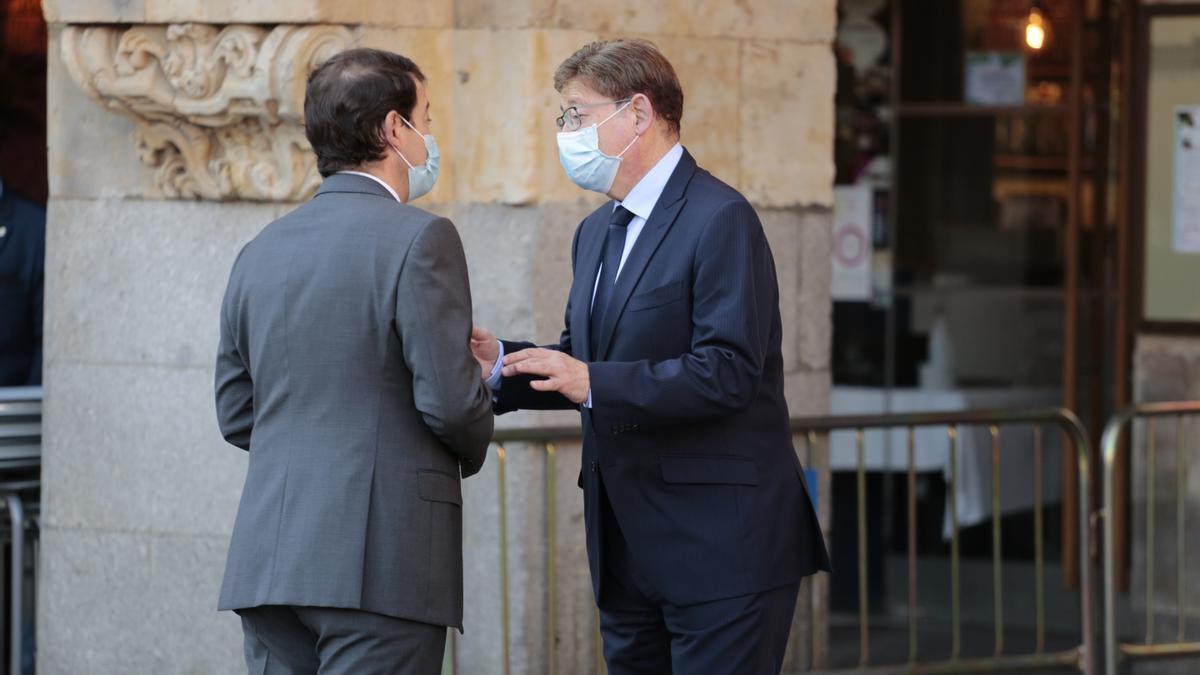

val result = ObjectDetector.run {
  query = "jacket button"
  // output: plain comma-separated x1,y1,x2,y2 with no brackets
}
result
591,461,598,472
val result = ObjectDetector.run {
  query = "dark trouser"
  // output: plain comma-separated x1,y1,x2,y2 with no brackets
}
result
597,481,800,675
235,605,446,675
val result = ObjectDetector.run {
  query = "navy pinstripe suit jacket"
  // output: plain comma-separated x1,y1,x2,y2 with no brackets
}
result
495,149,831,605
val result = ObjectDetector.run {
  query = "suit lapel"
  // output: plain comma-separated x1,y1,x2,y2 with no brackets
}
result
594,151,698,359
573,210,609,362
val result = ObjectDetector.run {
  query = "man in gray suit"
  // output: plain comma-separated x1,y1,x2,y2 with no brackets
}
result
214,48,493,674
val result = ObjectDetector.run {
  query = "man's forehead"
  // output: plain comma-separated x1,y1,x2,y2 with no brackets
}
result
560,79,603,106
415,79,431,109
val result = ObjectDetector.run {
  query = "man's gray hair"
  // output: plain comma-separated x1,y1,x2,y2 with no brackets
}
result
554,39,684,135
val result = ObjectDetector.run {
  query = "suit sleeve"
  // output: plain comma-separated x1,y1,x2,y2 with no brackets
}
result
397,218,495,477
587,199,772,434
214,263,254,451
492,220,583,415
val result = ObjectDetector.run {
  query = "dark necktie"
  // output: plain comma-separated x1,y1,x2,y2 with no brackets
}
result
589,205,636,356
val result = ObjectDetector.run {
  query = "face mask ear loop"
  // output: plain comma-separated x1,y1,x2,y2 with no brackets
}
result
616,131,640,158
597,100,632,128
599,99,638,158
391,142,417,170
392,113,422,169
402,115,428,141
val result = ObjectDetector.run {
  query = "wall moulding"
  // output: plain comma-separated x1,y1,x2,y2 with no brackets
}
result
62,23,356,201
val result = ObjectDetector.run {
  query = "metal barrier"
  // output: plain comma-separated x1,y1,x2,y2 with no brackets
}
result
474,406,1094,675
1101,401,1200,675
793,408,1093,674
481,428,604,675
0,388,41,675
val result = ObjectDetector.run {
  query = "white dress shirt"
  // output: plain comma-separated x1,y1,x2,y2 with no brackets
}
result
337,171,402,203
486,143,685,406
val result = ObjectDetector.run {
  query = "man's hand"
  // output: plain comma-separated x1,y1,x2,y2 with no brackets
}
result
470,326,499,379
502,348,589,404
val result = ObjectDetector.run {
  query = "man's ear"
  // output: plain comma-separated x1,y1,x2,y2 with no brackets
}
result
381,110,403,148
631,93,654,135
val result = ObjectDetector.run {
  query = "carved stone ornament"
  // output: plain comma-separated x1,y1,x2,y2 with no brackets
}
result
62,24,356,201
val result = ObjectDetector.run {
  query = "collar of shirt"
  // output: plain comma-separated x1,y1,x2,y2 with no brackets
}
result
336,171,402,203
615,142,684,222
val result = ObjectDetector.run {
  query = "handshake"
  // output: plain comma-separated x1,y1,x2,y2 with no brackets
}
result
468,326,591,405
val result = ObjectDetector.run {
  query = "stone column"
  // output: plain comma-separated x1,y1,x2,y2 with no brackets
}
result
39,1,836,672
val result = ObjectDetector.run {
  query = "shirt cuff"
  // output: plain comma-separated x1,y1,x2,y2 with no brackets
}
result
583,390,592,408
484,340,505,390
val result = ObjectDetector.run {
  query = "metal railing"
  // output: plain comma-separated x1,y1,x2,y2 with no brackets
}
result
466,406,1095,675
0,389,42,675
1101,401,1200,675
792,408,1093,674
483,427,604,675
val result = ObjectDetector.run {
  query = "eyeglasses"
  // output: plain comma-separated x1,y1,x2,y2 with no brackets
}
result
555,98,632,132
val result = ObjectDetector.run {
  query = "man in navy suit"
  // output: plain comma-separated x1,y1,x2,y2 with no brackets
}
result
0,180,44,387
471,39,829,674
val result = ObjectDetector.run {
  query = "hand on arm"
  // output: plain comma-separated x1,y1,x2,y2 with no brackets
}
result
501,348,590,405
487,218,588,413
470,326,505,387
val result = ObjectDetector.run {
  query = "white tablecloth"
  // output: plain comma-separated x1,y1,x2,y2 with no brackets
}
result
826,387,1064,537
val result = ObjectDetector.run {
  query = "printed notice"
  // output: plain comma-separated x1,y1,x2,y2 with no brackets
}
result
1172,106,1200,253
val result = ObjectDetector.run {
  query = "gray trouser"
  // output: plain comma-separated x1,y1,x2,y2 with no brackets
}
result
236,605,446,675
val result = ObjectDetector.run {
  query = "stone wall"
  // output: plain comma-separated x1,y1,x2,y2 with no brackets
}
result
38,1,837,672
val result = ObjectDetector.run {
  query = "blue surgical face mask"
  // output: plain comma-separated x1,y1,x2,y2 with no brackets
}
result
556,101,639,194
391,116,440,202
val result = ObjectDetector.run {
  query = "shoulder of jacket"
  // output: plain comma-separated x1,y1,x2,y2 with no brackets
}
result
687,169,749,210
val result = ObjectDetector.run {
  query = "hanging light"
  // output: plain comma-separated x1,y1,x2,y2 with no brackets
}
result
2,0,48,55
1023,1,1050,51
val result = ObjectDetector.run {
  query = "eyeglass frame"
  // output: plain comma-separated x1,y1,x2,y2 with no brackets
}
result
555,97,633,132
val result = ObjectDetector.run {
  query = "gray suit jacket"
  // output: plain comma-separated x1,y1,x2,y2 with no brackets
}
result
214,173,493,629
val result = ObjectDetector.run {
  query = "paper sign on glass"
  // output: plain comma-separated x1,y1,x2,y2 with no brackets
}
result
833,185,873,301
1172,106,1200,253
